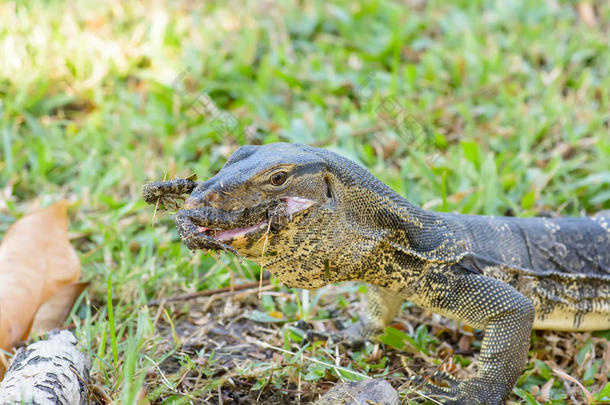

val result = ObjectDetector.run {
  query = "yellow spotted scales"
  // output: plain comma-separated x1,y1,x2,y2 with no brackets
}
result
144,143,610,405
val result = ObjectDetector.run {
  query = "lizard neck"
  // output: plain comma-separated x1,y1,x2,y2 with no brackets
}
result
318,152,461,288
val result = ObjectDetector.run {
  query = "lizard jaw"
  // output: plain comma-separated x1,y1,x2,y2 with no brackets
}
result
197,222,267,241
196,196,315,242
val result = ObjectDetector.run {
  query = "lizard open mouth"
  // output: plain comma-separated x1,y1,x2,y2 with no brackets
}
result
197,222,268,241
195,196,315,242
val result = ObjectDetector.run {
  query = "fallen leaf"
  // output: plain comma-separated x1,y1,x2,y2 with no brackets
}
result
30,281,89,336
0,201,81,376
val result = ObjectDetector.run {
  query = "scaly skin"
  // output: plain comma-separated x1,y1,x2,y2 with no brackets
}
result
144,143,610,404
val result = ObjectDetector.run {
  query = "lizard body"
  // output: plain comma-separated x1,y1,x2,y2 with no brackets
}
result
144,143,610,404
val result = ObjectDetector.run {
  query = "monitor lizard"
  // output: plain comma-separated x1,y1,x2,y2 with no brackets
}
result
143,142,610,404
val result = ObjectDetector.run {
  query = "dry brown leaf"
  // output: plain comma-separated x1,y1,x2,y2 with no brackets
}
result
30,281,89,336
0,201,81,364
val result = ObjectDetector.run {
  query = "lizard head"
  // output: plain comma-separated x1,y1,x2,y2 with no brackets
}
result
176,143,343,288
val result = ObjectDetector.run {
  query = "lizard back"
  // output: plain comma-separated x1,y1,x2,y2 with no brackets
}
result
440,213,610,330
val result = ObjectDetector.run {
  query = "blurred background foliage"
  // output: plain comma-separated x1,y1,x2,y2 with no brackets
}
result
0,0,608,403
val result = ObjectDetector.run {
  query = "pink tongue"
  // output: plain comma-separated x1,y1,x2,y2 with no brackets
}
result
197,226,208,233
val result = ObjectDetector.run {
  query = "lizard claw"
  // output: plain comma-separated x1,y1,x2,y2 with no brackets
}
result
409,379,458,404
430,371,460,388
409,376,505,405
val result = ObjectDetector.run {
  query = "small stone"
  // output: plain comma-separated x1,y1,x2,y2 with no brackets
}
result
314,378,400,405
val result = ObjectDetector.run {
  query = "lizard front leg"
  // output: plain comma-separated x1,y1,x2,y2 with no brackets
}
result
303,285,402,347
341,285,403,340
411,265,535,404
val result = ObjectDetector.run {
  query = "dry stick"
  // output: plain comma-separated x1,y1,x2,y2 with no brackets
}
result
69,364,104,405
202,284,276,313
258,218,273,299
550,364,594,403
152,195,160,226
148,280,271,306
247,337,371,380
142,353,179,393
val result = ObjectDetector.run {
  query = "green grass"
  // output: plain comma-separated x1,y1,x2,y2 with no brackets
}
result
1,0,609,403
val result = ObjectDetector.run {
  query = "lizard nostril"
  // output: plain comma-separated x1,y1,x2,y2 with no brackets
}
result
184,191,220,209
204,191,220,203
183,196,201,209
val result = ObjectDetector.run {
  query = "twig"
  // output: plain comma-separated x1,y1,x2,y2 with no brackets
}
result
143,354,178,392
69,364,105,405
550,364,594,404
259,219,272,299
202,284,276,313
246,337,371,380
147,280,272,306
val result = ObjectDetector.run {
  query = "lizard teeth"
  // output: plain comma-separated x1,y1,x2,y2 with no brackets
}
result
197,222,267,242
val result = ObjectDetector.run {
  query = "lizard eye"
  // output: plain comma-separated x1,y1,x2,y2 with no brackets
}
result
270,171,287,186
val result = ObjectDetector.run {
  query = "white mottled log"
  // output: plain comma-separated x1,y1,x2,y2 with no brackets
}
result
0,330,90,405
